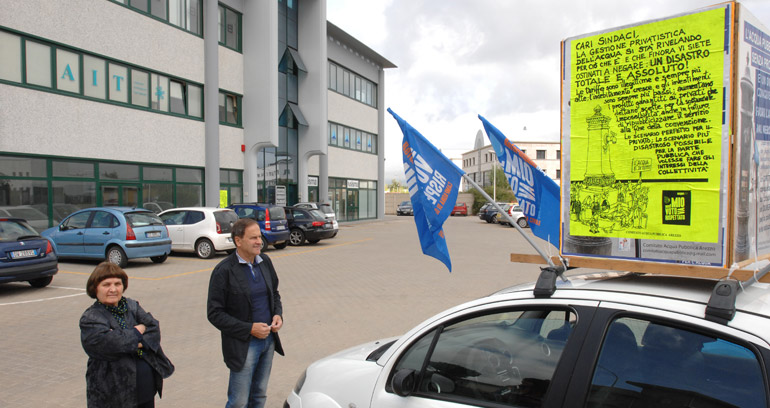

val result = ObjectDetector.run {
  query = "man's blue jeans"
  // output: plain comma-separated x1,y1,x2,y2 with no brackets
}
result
226,336,275,408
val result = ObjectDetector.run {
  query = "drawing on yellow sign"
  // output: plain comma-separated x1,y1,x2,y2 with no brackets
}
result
569,8,725,243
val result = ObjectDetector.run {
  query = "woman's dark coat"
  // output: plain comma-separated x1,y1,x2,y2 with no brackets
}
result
80,297,174,408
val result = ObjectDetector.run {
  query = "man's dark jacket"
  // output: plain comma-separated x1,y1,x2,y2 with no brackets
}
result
207,252,284,371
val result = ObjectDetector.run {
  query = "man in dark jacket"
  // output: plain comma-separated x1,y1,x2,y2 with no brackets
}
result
207,218,284,408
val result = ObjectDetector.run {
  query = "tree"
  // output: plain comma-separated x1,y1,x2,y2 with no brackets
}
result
388,179,405,193
471,166,516,213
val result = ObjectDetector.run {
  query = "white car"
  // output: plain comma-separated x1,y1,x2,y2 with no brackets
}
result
286,271,770,408
159,207,238,258
496,203,528,228
294,202,338,237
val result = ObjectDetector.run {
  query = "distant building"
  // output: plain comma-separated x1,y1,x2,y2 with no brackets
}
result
461,134,560,191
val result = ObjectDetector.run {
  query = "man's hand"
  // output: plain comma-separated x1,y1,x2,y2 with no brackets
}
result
270,315,283,332
250,323,271,339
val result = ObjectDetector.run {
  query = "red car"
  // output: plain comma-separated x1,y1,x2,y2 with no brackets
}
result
451,202,468,216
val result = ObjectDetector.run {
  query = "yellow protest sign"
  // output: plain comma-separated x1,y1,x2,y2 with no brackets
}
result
219,190,228,208
568,8,725,243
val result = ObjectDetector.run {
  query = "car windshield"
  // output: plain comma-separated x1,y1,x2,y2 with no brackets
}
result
125,211,164,227
400,201,411,207
5,207,46,220
318,204,333,214
0,219,39,241
268,206,286,220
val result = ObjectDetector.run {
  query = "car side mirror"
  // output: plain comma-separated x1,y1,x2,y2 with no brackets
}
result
59,225,67,231
391,369,416,397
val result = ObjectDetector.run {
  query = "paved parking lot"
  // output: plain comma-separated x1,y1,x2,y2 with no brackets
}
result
0,215,556,407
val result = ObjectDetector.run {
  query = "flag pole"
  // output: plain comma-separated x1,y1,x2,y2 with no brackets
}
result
463,174,558,269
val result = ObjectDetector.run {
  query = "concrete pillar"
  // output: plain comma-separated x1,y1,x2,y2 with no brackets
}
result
204,0,219,207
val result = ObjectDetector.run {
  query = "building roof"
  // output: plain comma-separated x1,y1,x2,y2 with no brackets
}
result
327,21,397,69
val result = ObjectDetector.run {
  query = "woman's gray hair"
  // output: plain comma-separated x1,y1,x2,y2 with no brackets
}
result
231,217,258,241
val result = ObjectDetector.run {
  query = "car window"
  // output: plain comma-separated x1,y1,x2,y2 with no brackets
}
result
187,211,204,224
390,308,575,406
268,206,286,220
319,204,333,214
292,210,308,220
90,211,116,228
309,209,326,221
585,317,766,408
125,211,164,227
214,210,238,233
63,212,91,230
0,219,38,241
161,211,186,225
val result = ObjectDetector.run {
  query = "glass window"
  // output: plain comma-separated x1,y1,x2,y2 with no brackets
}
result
343,71,350,96
176,184,202,207
160,210,186,225
343,128,350,148
0,156,46,178
336,66,343,93
169,0,184,28
52,161,94,178
226,94,237,124
537,150,546,160
25,41,51,88
176,168,202,183
52,181,96,210
586,317,766,408
131,69,150,107
187,0,200,35
225,8,239,50
55,48,79,93
0,31,22,82
142,183,173,213
169,80,185,114
109,63,128,103
150,0,167,19
371,134,377,154
144,167,172,181
0,180,50,231
151,73,169,111
90,211,116,228
187,210,204,224
188,84,202,117
62,211,91,230
218,5,224,43
100,163,139,180
329,62,337,90
391,308,575,406
557,150,561,159
129,0,148,12
83,55,106,99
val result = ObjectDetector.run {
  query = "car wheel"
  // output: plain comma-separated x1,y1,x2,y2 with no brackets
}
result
28,276,53,288
151,254,168,263
107,246,128,268
260,236,268,252
273,242,288,249
308,239,320,244
289,229,305,246
485,218,493,223
195,238,215,259
517,218,529,228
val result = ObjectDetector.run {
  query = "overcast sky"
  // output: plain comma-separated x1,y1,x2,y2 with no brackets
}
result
326,0,770,184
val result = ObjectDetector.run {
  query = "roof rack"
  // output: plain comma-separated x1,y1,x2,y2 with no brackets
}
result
534,265,570,298
705,263,770,325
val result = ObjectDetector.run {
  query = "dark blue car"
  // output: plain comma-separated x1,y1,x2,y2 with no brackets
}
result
0,218,58,287
229,203,290,251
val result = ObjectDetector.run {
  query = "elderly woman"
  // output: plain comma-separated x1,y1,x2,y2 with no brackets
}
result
80,262,174,408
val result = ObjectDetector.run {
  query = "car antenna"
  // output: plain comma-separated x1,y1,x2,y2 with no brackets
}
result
705,263,770,325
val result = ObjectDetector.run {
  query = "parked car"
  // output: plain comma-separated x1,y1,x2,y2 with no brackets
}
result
0,218,57,288
477,202,507,223
451,202,468,216
396,201,413,216
284,207,336,246
142,201,175,214
159,207,238,258
42,207,171,268
294,202,339,237
287,272,770,408
228,203,290,251
496,203,528,228
0,205,50,231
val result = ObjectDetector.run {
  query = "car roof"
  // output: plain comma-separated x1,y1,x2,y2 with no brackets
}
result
73,207,153,214
492,272,770,317
160,207,234,213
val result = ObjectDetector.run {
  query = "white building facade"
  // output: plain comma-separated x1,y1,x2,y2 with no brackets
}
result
0,0,394,227
462,142,561,191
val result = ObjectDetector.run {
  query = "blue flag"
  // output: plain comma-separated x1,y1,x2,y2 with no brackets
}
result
479,115,561,249
388,108,465,271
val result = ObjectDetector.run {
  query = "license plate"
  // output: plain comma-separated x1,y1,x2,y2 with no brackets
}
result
11,249,37,259
274,225,285,231
146,231,161,238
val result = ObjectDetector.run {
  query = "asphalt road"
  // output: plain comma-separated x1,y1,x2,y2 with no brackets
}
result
0,214,556,407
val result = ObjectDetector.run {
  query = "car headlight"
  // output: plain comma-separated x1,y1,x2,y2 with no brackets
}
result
293,369,307,394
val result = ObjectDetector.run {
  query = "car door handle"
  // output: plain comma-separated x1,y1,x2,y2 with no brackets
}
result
103,231,110,235
77,232,84,235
